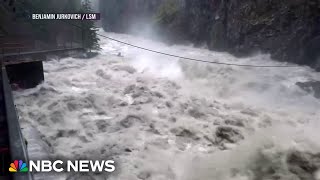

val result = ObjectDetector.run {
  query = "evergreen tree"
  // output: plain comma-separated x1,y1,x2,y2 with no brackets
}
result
80,0,100,51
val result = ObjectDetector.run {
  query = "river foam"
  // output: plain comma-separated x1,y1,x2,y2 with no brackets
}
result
14,30,320,180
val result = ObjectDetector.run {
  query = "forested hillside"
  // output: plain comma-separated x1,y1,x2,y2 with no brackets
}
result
100,0,320,71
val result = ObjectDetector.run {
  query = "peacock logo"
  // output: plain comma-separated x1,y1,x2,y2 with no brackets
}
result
9,160,29,172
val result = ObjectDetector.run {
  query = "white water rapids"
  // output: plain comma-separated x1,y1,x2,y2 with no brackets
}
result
14,30,320,180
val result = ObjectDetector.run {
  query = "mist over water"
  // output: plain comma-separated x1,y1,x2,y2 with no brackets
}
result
14,30,320,180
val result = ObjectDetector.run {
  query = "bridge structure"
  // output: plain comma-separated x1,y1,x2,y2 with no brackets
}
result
0,1,86,179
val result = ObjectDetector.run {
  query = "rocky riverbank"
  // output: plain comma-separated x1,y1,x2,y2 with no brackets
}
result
100,0,320,71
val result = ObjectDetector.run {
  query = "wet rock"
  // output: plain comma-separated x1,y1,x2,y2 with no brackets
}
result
215,126,244,144
120,115,142,128
296,81,320,99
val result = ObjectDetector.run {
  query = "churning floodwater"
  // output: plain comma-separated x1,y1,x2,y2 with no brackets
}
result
14,30,320,180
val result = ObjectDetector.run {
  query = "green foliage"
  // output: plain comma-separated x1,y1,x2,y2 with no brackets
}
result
80,0,100,50
156,0,179,25
153,0,191,42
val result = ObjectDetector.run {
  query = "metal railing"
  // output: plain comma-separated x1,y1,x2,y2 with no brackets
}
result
1,67,33,180
1,45,85,65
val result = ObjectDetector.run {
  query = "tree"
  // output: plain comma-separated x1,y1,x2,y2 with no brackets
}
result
80,0,100,51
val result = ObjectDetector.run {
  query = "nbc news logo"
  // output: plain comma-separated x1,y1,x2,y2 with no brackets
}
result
6,160,115,173
9,160,28,172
